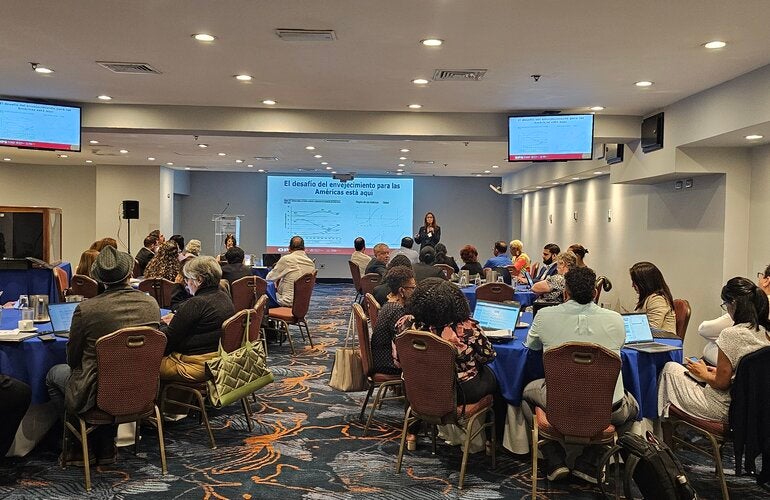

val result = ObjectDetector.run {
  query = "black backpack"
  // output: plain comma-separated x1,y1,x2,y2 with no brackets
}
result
617,431,698,500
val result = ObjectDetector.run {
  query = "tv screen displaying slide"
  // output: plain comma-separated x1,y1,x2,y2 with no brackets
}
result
508,114,593,162
266,176,414,254
0,99,81,152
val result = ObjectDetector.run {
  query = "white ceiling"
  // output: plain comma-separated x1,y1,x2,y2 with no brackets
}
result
2,0,770,174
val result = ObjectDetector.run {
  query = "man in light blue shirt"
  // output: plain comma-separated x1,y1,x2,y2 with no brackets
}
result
390,236,419,264
482,240,512,269
523,266,638,484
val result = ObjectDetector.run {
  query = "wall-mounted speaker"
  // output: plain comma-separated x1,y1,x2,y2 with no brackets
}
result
641,112,664,153
122,200,139,220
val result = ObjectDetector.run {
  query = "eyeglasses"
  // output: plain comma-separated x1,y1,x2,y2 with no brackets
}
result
720,300,731,311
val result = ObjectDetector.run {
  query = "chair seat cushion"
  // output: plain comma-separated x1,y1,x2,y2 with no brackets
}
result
669,405,727,435
269,307,295,321
535,406,616,441
458,393,493,419
372,373,402,383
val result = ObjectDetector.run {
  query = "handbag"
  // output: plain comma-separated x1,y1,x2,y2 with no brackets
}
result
329,314,367,392
205,310,274,407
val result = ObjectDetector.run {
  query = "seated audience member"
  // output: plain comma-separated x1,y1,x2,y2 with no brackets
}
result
371,266,416,375
185,239,202,257
434,243,459,273
159,256,234,385
169,234,185,253
658,277,770,423
218,233,237,263
524,266,638,483
0,376,31,485
509,239,531,275
482,240,513,269
533,243,560,282
134,235,158,276
413,246,445,282
629,261,676,333
266,235,316,307
350,237,372,275
460,244,484,276
75,249,100,277
46,246,160,465
221,246,253,284
396,278,500,447
144,241,181,282
149,229,165,244
90,237,118,252
532,251,577,303
568,243,589,268
698,264,770,365
390,236,419,264
365,243,390,277
373,254,412,305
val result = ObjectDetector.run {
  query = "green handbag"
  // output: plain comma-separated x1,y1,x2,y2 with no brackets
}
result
205,310,274,408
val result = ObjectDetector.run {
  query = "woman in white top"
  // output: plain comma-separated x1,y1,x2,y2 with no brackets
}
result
658,277,770,421
698,265,770,365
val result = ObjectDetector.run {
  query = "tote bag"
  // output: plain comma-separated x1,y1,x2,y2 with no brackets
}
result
329,309,367,392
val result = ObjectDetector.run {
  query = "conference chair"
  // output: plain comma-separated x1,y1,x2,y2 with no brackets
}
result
53,266,69,302
349,261,364,303
268,272,316,355
131,258,142,279
138,278,176,309
475,282,515,303
530,342,622,499
594,276,613,305
231,275,267,311
69,274,99,299
62,327,168,491
352,303,403,435
673,298,691,341
359,272,381,297
434,263,454,280
364,293,380,329
529,262,540,279
394,329,496,489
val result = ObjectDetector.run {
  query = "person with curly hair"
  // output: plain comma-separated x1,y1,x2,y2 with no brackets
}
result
459,244,483,276
372,254,412,305
371,265,416,375
143,241,180,282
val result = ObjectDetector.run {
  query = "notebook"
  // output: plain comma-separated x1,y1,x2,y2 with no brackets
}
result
48,302,79,338
472,300,524,340
622,313,681,353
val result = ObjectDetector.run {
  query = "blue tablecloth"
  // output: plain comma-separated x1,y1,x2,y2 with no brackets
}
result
0,308,65,404
488,312,683,420
0,262,72,304
461,284,537,312
251,267,270,279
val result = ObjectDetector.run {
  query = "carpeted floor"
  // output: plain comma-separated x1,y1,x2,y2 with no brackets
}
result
3,283,766,499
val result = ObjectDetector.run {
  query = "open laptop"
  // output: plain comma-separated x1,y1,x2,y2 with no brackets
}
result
622,313,681,353
521,269,534,288
472,300,525,340
262,253,281,268
48,302,79,338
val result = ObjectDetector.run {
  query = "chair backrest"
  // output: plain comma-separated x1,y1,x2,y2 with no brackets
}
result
70,274,99,299
530,261,540,278
132,258,142,279
394,329,458,424
348,260,363,293
434,264,453,280
543,342,621,440
364,293,380,328
221,303,265,353
231,275,267,311
291,272,316,319
219,279,231,297
475,282,515,303
594,275,613,304
138,278,176,309
94,327,167,417
53,267,69,302
359,272,381,296
673,298,691,340
352,303,374,377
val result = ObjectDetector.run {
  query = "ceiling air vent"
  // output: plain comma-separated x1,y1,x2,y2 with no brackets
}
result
412,160,435,165
325,139,350,143
432,69,487,81
97,61,161,74
182,166,208,170
253,156,279,161
275,29,337,42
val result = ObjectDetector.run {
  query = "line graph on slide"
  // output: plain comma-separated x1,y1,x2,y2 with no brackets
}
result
285,203,341,242
354,206,408,242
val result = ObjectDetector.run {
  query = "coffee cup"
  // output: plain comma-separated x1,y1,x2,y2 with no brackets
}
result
18,319,34,332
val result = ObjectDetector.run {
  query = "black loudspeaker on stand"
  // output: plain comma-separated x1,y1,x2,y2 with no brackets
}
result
122,200,139,254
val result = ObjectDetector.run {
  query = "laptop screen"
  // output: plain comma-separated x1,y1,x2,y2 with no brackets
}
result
521,269,534,288
473,300,521,330
49,302,79,332
623,313,654,343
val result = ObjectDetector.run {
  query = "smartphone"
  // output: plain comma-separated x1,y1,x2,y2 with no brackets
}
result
38,334,56,342
688,356,699,363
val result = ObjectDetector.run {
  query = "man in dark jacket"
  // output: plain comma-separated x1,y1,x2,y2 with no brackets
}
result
413,246,445,282
365,243,390,277
134,235,158,276
221,246,253,285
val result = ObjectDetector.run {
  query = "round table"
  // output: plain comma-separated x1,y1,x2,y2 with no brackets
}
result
460,284,538,311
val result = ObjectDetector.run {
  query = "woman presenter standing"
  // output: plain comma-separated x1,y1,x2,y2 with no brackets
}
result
414,212,441,250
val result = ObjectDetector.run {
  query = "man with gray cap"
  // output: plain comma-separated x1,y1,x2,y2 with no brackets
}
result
46,245,160,466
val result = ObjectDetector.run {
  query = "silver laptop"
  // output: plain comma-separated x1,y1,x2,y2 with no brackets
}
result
622,313,681,353
48,302,79,338
473,300,524,340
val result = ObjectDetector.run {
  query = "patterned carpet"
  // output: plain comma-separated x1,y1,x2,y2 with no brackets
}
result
2,283,767,499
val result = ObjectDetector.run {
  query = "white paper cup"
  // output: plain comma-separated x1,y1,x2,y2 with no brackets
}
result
18,319,34,331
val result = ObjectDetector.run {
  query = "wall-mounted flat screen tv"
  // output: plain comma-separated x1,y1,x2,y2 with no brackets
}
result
508,114,594,162
0,99,81,152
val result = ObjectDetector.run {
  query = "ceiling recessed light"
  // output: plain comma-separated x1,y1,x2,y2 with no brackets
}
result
589,106,605,111
257,169,265,172
536,185,543,189
184,167,191,170
325,166,332,170
3,158,11,161
321,161,329,165
703,40,726,49
331,171,337,174
397,172,404,176
235,74,253,81
147,157,155,161
492,165,499,169
312,154,321,159
522,190,529,193
32,65,53,74
746,134,764,140
635,81,654,87
408,104,422,109
552,182,560,185
400,148,410,153
97,95,112,101
398,163,405,167
217,152,226,156
399,156,407,160
192,33,216,42
89,140,99,144
247,164,254,168
197,143,208,148
594,171,604,175
166,162,174,166
58,154,68,158
572,177,581,180
119,149,128,154
484,170,491,173
421,38,443,47
412,78,429,85
305,146,315,150
235,159,243,163
262,99,277,105
396,168,405,172
85,160,93,163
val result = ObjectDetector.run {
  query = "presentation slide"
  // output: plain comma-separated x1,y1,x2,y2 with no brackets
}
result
0,100,81,151
266,176,413,254
508,114,593,161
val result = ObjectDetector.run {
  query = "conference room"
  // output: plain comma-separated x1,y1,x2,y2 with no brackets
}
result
2,1,770,498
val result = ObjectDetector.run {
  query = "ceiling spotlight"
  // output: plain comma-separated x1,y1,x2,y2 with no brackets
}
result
193,33,216,42
484,170,491,173
489,184,502,194
85,160,93,163
396,168,405,172
412,78,429,85
166,162,174,165
305,146,315,150
589,106,604,111
311,154,321,159
147,157,155,161
399,156,407,160
746,134,764,140
475,174,482,177
234,74,253,81
31,63,54,74
552,182,560,185
492,165,499,169
262,99,277,105
408,104,422,109
3,158,11,161
398,163,405,167
321,161,329,165
119,149,128,154
400,148,410,153
247,164,254,168
89,140,99,144
218,152,226,156
197,143,208,148
396,172,403,176
331,171,337,174
325,166,332,170
97,95,112,100
421,38,443,47
257,169,265,172
571,177,581,180
184,167,191,170
635,81,654,87
235,159,243,163
594,171,604,175
703,40,726,49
